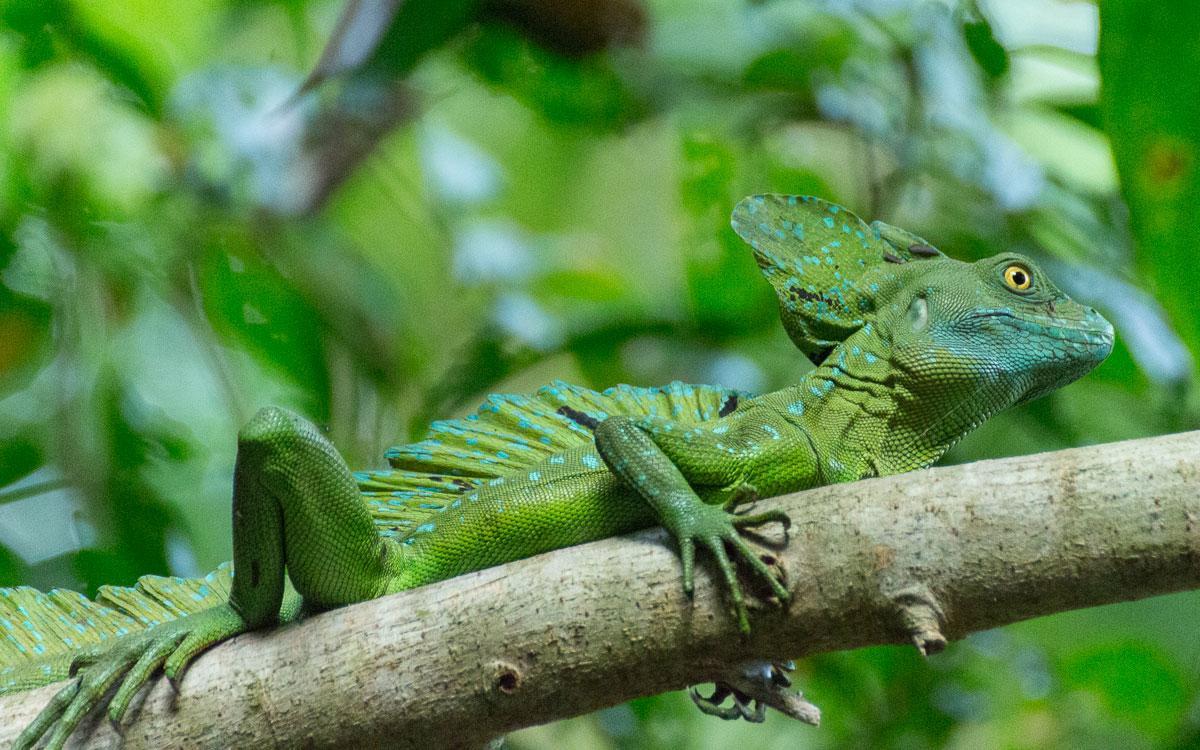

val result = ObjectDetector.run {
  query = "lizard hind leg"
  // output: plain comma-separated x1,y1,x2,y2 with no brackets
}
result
13,407,401,750
230,406,404,616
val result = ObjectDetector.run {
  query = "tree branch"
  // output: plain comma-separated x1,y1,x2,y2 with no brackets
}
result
3,431,1198,749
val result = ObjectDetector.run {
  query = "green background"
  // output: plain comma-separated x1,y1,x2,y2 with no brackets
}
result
0,0,1197,747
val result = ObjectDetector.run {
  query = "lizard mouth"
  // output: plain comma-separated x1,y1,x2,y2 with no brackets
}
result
973,309,1114,351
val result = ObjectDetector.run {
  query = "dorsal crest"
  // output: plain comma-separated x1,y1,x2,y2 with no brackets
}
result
732,194,943,363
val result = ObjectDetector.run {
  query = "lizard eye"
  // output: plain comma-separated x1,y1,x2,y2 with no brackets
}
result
1003,264,1033,292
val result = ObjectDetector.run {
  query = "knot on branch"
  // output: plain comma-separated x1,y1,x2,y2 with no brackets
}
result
490,661,523,695
888,585,948,656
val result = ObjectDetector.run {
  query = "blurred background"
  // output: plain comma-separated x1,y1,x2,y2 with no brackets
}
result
0,0,1197,747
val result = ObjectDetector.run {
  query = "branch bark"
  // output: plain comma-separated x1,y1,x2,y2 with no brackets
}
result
3,431,1198,749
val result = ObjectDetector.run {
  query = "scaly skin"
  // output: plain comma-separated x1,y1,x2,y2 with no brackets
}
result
10,195,1113,748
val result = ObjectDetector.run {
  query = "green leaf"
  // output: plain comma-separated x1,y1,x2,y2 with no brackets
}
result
679,133,773,334
0,542,27,587
743,49,816,93
1100,0,1200,363
1061,643,1188,738
462,24,644,130
0,226,52,392
0,0,162,114
742,15,856,94
532,269,626,302
962,17,1009,80
196,228,330,419
1055,102,1103,130
0,438,41,490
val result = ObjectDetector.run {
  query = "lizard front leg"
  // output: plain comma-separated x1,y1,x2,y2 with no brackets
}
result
16,407,400,750
593,416,790,633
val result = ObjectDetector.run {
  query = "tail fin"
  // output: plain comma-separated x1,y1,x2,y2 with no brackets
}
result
0,563,232,694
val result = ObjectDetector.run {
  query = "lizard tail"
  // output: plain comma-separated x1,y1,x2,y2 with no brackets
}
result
0,563,232,694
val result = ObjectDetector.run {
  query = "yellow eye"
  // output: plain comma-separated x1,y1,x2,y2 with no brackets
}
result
1003,264,1032,291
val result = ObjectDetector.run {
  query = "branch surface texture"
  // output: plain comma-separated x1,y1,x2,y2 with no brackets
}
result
2,431,1198,749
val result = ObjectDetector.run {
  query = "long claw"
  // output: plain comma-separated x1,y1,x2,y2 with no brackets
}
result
690,680,767,722
704,536,750,634
734,690,767,722
680,537,696,598
731,509,791,531
45,647,140,748
13,680,79,750
109,631,186,724
690,685,742,720
668,503,791,633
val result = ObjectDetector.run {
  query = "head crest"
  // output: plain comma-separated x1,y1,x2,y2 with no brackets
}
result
732,194,942,363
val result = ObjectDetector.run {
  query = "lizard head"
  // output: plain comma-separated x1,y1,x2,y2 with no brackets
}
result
732,194,1113,410
874,250,1114,408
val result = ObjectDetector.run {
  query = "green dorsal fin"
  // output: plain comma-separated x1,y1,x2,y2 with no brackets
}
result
731,194,943,364
360,380,743,539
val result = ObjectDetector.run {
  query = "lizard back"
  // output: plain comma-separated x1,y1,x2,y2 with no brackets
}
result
357,379,744,542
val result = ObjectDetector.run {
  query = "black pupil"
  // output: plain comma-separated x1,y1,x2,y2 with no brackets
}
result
1012,270,1026,286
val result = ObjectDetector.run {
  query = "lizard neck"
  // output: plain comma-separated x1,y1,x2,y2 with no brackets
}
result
764,333,991,481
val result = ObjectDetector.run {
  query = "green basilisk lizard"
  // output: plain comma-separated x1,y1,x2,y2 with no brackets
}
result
1,195,1113,748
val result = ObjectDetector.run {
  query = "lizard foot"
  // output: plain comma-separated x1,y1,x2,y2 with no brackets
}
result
674,501,791,634
14,603,248,750
690,660,820,725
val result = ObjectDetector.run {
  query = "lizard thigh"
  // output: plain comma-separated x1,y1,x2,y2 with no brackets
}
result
231,407,399,621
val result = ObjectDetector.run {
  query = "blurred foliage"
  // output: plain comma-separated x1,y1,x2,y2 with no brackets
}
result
0,0,1198,747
